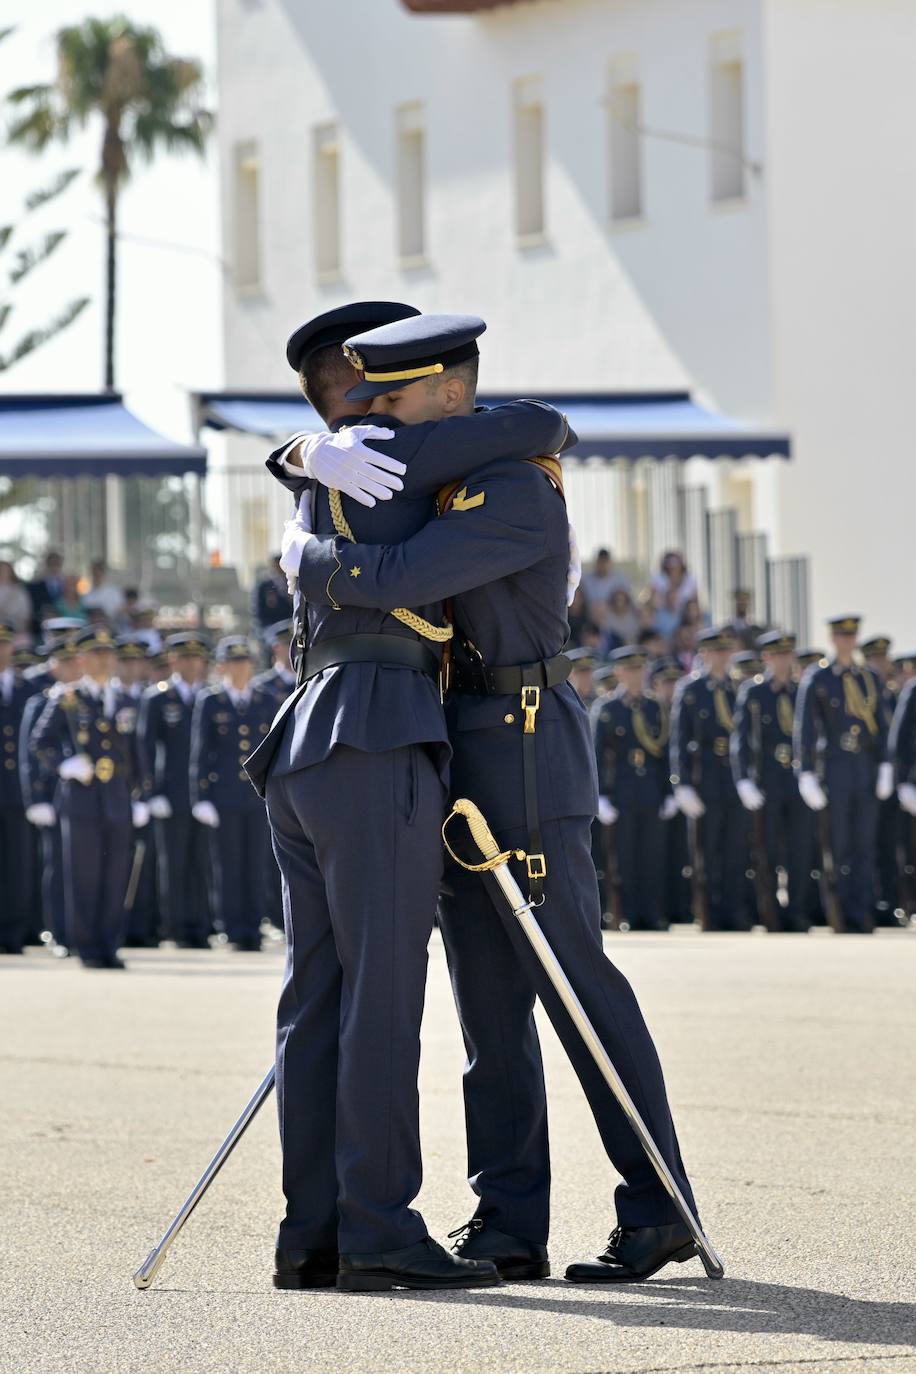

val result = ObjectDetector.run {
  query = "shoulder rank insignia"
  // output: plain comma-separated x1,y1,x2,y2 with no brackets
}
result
450,486,486,512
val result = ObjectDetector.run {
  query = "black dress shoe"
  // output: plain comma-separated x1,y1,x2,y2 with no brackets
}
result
81,955,127,970
337,1237,501,1292
449,1218,549,1280
0,944,24,955
176,937,210,950
232,938,262,952
273,1247,338,1290
565,1223,697,1283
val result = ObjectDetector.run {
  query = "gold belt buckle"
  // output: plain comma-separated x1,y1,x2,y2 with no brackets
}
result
714,736,729,757
775,743,792,766
522,685,540,734
95,756,115,783
526,852,547,881
840,732,859,753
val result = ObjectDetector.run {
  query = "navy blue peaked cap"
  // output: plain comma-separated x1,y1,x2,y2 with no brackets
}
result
216,635,253,663
286,301,420,373
344,313,486,401
757,630,796,653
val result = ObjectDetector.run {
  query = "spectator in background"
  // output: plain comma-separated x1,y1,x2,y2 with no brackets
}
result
28,551,65,633
649,551,698,612
567,584,590,647
131,599,162,653
582,548,630,623
724,588,766,650
53,574,88,623
638,626,668,661
82,559,125,622
673,622,699,672
251,554,294,637
0,562,32,633
602,587,641,649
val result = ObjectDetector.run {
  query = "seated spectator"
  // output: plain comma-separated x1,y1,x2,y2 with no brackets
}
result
648,551,698,614
82,558,125,621
28,550,64,634
582,548,630,623
0,561,32,633
53,574,89,623
603,587,641,648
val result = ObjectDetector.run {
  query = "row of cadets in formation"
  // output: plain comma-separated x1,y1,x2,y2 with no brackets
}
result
581,620,916,934
2,617,296,967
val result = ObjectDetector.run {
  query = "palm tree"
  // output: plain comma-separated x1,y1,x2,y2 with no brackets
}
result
6,16,212,390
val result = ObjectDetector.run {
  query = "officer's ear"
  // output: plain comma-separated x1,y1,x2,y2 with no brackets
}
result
439,374,468,415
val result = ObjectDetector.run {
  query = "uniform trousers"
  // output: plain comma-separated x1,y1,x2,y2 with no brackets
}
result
760,768,814,929
616,800,666,929
208,807,269,945
266,743,445,1254
62,813,131,960
38,822,67,946
0,805,31,947
698,771,749,930
155,812,210,943
439,814,696,1246
824,754,879,932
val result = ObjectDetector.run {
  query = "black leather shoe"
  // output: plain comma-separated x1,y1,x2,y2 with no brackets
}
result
337,1237,501,1292
449,1218,549,1280
81,955,127,970
273,1247,338,1290
565,1223,697,1283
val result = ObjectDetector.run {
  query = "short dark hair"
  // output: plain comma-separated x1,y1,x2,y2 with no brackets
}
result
427,354,479,400
298,343,354,421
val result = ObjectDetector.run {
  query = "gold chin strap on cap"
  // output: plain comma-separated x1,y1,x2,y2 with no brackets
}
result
328,487,453,644
442,799,527,874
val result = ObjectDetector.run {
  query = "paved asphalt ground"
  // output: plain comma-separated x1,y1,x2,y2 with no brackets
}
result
2,928,915,1374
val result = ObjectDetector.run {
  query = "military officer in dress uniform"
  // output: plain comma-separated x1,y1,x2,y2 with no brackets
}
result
794,615,894,934
731,631,813,931
0,620,38,953
730,649,762,684
670,627,748,930
251,620,296,711
138,633,212,948
252,303,579,1292
30,625,150,968
593,646,677,931
287,312,702,1288
20,620,83,952
116,634,160,945
189,636,275,951
647,658,692,924
860,635,900,924
889,652,916,917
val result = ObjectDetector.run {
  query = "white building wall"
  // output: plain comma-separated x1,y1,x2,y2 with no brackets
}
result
764,0,916,643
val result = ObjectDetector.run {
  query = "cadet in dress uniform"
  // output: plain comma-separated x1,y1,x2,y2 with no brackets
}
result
30,625,150,968
251,620,296,711
648,658,692,924
670,627,748,930
861,635,900,924
731,631,813,931
794,615,894,934
137,633,212,947
189,636,274,951
888,653,916,917
291,313,701,1288
117,634,160,945
20,621,83,952
593,646,677,931
252,304,573,1292
0,620,38,953
251,557,294,639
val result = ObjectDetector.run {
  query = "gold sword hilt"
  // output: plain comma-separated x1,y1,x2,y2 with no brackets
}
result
442,798,525,872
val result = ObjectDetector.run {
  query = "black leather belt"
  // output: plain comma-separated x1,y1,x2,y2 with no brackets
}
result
451,652,571,697
300,633,440,684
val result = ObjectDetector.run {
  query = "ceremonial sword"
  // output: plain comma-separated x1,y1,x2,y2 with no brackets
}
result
443,797,725,1281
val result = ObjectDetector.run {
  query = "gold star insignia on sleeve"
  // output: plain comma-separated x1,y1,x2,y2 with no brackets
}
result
350,566,361,578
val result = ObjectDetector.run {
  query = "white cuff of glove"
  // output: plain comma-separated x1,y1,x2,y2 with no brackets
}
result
131,801,150,829
674,784,706,819
26,802,56,828
736,778,766,812
798,771,828,811
291,426,403,507
279,525,316,591
566,521,582,608
876,761,894,802
659,795,680,822
192,801,220,829
59,753,94,786
597,795,618,826
897,781,916,816
148,795,173,820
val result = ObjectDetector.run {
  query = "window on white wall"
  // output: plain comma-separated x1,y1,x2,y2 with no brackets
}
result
234,140,261,290
709,32,745,203
313,123,341,278
396,103,426,262
608,56,642,221
514,76,545,240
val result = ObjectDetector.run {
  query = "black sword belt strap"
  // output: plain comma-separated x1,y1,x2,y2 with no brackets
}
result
300,633,440,684
451,650,572,904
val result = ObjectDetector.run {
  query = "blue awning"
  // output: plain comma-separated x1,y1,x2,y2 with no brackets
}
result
196,390,790,461
0,394,207,477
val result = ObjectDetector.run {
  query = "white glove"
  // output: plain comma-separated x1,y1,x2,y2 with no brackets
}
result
26,802,56,828
659,795,680,822
798,771,828,811
279,489,315,593
597,795,618,826
674,784,706,820
898,782,916,816
566,522,582,607
296,426,403,507
876,761,894,802
736,778,766,812
149,795,173,820
59,753,94,786
132,800,150,829
192,800,220,829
